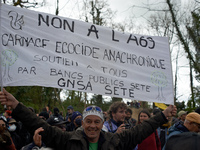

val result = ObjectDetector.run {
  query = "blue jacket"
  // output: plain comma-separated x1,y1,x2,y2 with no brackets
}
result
167,122,189,138
103,119,123,133
162,122,189,150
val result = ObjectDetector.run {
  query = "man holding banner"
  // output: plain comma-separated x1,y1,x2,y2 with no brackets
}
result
0,3,176,150
0,89,176,150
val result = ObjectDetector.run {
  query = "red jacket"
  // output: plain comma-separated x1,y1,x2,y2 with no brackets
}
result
138,130,161,150
0,138,16,150
0,126,16,150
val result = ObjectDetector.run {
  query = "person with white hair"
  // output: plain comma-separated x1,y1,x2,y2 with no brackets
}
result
162,112,200,150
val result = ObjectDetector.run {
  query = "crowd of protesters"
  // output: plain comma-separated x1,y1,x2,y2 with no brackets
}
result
0,89,199,150
0,101,84,149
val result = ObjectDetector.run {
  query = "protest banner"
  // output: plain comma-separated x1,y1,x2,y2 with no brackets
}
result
0,4,174,104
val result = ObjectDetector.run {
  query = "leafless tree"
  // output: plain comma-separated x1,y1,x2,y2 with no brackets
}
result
2,0,45,8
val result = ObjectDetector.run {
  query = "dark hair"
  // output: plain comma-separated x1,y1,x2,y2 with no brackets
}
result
195,107,200,114
126,108,132,115
39,111,49,120
53,107,59,115
108,101,127,118
152,108,161,115
42,107,47,112
138,109,151,124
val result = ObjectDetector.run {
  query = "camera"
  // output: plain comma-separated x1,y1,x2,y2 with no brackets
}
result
124,123,130,129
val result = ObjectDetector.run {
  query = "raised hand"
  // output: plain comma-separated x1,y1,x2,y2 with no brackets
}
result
33,127,44,147
116,123,126,133
0,88,19,109
162,105,177,118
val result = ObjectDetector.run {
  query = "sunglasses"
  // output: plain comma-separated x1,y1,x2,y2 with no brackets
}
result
85,106,102,112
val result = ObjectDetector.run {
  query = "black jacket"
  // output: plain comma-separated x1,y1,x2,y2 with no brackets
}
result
12,103,168,150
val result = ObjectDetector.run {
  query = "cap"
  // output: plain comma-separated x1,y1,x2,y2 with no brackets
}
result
178,110,187,117
54,120,68,126
83,105,104,121
8,118,17,124
39,111,49,120
53,107,59,114
186,112,200,124
71,111,82,122
0,115,7,123
67,105,73,110
47,116,67,126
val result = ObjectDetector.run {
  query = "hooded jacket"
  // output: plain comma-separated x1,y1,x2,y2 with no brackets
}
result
162,121,189,150
167,121,189,139
103,119,123,133
12,103,168,150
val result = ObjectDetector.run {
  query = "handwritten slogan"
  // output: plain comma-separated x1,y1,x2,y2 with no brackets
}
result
0,4,174,104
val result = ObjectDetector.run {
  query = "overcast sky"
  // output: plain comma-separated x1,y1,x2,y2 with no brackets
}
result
33,0,196,104
106,0,196,104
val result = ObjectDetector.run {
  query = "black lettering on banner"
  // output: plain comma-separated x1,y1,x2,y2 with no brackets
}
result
103,49,126,63
114,87,119,95
127,34,155,49
38,14,74,32
36,14,157,50
112,30,119,42
130,83,151,92
51,17,62,28
50,68,83,80
100,66,127,78
105,85,112,94
87,25,99,39
147,37,155,49
127,34,139,46
139,36,147,47
57,78,92,91
88,75,124,87
103,49,165,70
159,60,165,69
18,66,36,75
34,55,79,66
38,14,49,26
2,33,49,48
55,41,99,59
105,85,134,98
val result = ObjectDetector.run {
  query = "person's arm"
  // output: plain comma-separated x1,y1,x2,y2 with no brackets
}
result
162,105,177,119
117,105,176,149
0,89,72,149
0,88,19,109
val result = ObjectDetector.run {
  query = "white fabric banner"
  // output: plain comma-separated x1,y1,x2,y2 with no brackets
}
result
0,4,174,104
